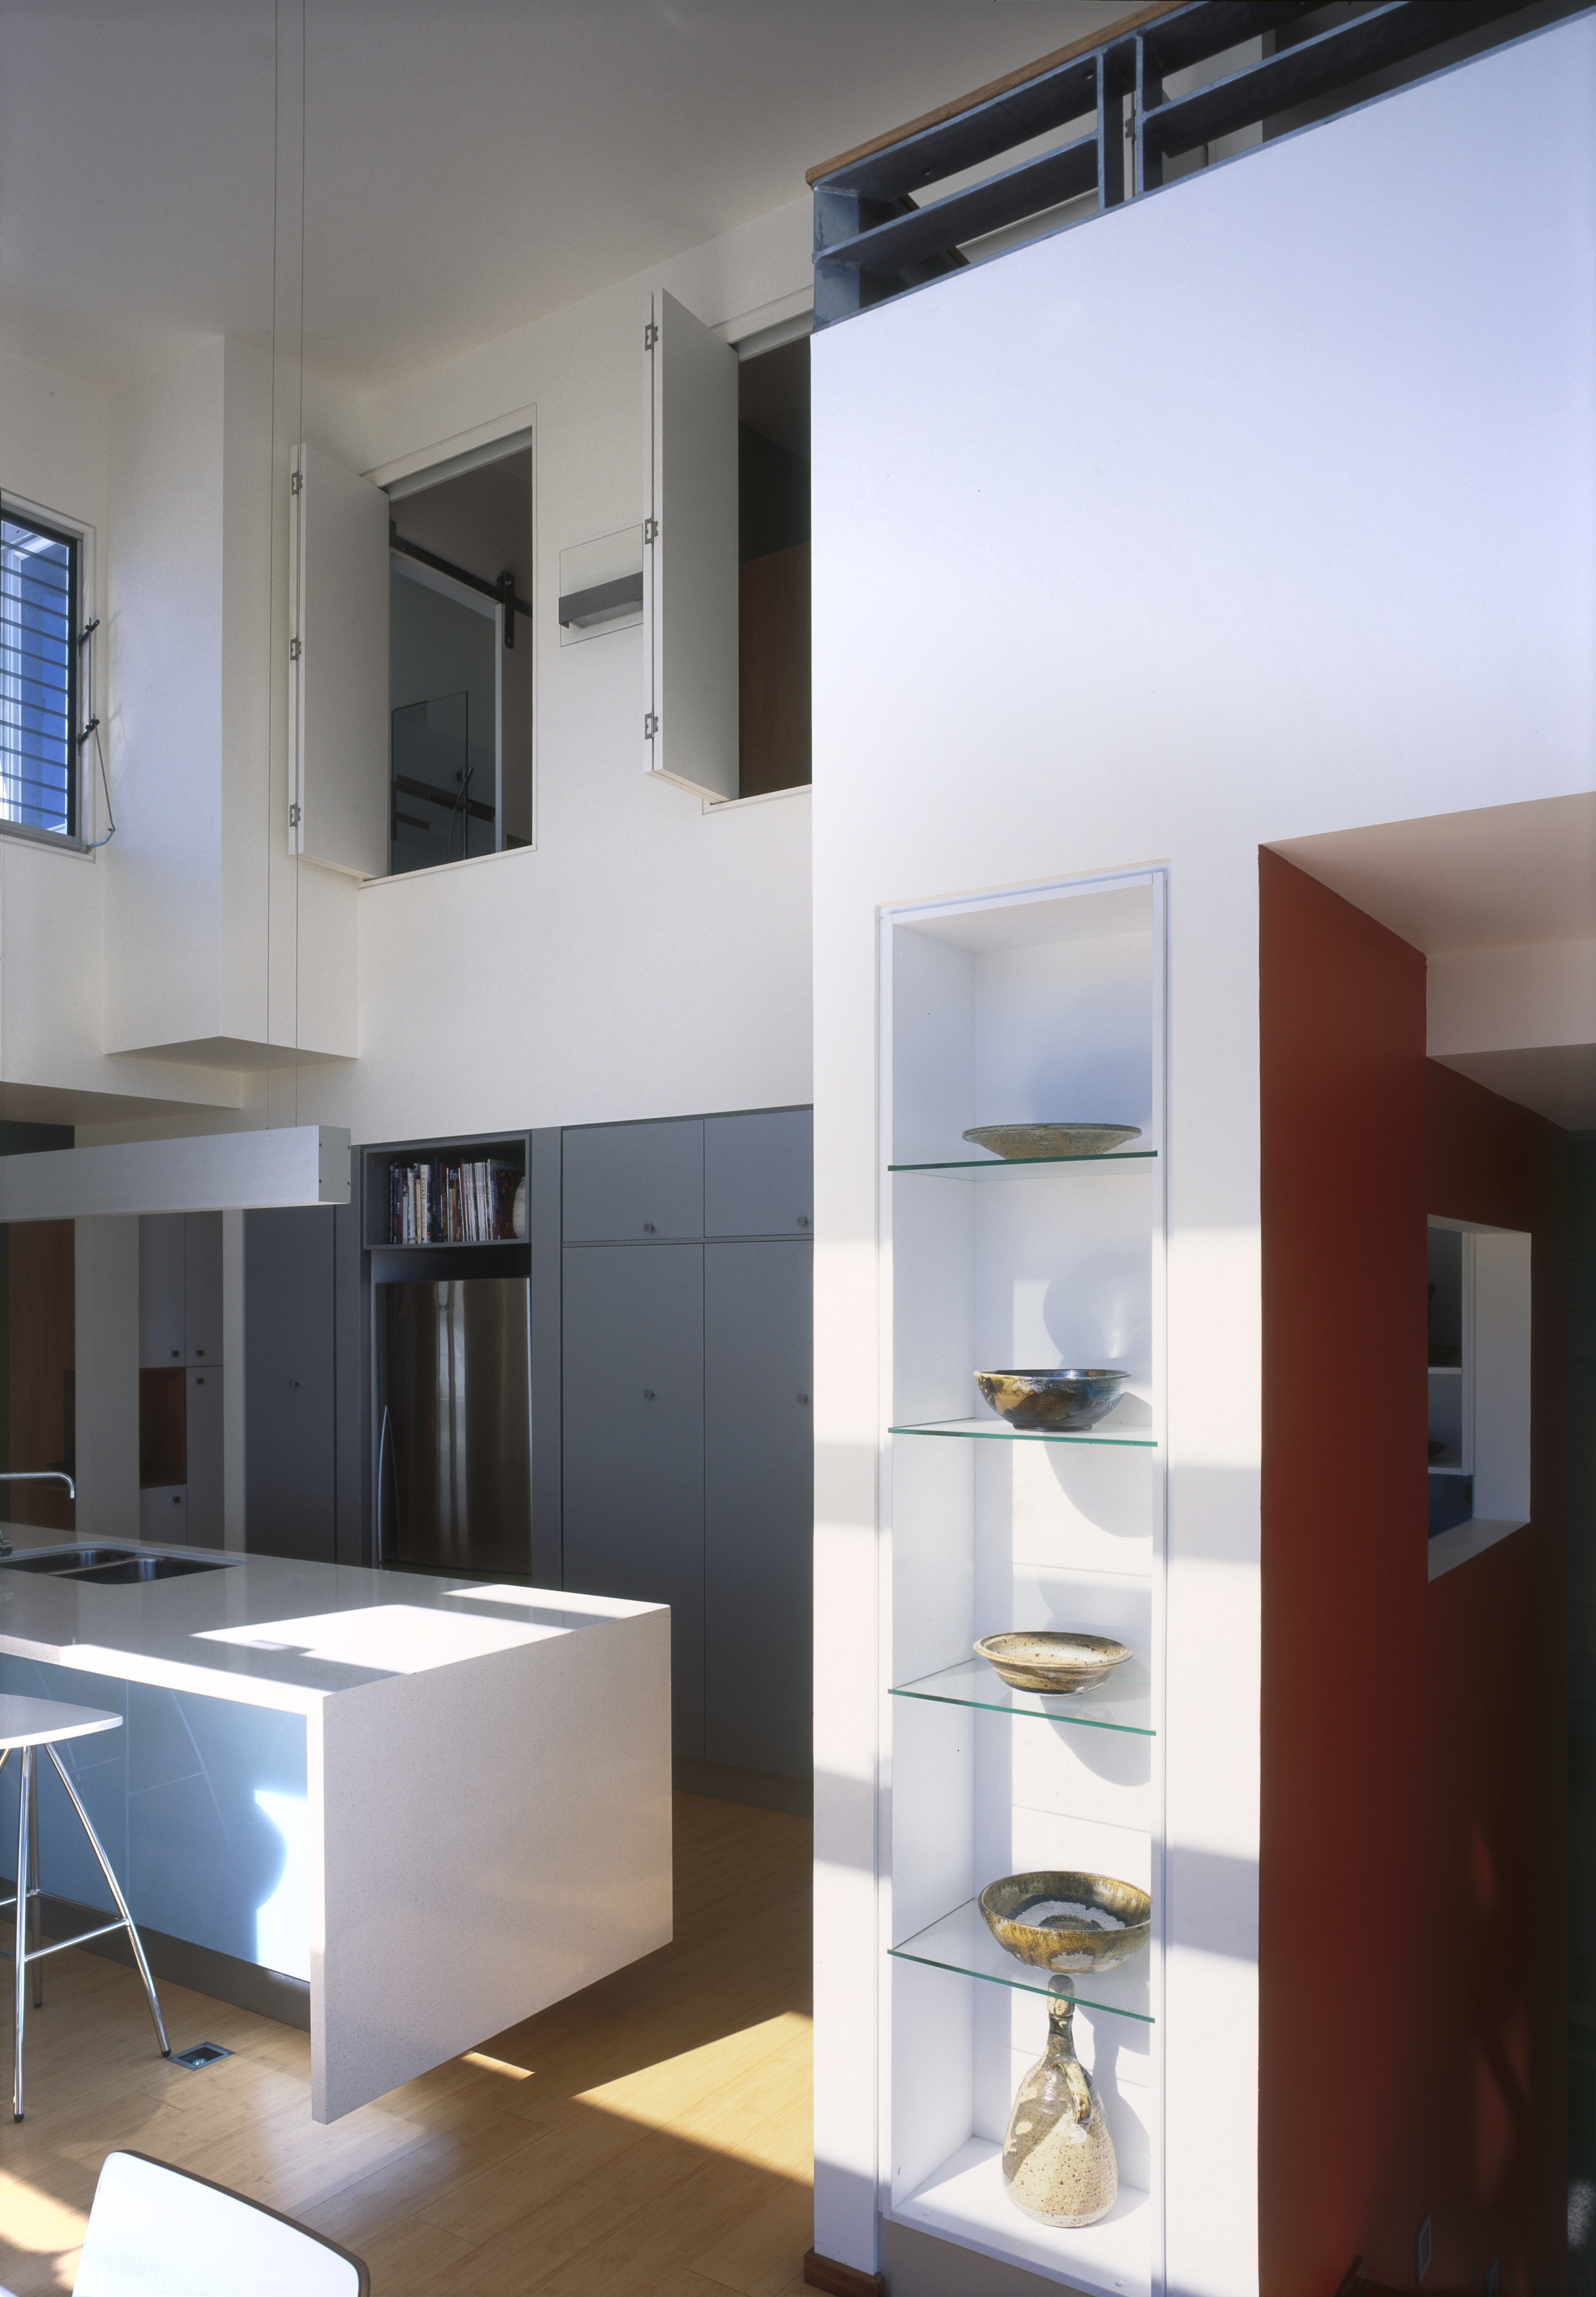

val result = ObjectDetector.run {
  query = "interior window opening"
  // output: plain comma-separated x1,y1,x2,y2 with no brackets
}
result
737,336,810,799
385,445,532,877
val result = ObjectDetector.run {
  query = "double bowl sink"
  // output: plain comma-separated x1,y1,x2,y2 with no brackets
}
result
0,1546,236,1585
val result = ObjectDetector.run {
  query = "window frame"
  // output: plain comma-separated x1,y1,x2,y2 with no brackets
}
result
0,491,89,853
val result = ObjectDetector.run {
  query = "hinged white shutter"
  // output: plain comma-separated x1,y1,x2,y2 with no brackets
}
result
289,443,390,875
644,291,739,802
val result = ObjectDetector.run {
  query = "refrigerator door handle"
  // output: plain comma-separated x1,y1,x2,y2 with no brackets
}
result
377,1404,397,1563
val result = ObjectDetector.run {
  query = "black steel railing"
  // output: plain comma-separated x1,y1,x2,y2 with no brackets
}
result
811,0,1552,328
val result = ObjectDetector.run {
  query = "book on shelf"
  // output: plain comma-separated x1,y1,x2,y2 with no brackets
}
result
388,1155,529,1245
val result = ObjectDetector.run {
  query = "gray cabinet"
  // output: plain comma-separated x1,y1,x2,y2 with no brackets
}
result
140,1211,223,1365
704,1108,812,1238
186,1365,224,1544
139,1214,188,1367
245,1207,337,1563
704,1241,813,1776
562,1119,703,1241
183,1213,223,1363
562,1241,706,1754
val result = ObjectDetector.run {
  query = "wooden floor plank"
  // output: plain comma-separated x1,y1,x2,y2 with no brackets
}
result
0,1794,813,2297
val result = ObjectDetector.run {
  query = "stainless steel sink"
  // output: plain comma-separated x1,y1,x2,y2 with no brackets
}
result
0,1546,140,1574
65,1554,232,1584
0,1547,234,1582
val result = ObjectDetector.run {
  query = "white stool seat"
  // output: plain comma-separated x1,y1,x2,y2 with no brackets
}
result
0,1694,122,1752
1,1692,167,2116
74,2151,370,2295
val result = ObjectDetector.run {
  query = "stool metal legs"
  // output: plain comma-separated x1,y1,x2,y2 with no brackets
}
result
4,1740,171,2121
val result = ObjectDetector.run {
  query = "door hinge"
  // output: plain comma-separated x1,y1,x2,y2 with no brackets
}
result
288,802,302,829
289,636,302,660
643,711,659,741
643,516,658,545
290,469,303,496
643,320,658,351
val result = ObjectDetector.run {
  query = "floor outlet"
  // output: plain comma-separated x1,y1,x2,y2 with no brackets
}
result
172,2043,233,2071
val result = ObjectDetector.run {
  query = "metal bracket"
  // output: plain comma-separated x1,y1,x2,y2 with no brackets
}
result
289,802,302,829
643,712,659,741
289,636,302,660
643,516,658,544
290,470,303,496
643,320,658,350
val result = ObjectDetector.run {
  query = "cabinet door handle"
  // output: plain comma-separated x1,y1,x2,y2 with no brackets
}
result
643,1389,656,1400
643,1221,656,1233
288,1379,301,1389
798,1394,810,1406
797,1215,809,1228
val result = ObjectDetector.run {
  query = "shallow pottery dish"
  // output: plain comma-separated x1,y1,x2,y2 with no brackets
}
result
962,1123,1142,1161
980,1871,1152,1974
974,1630,1132,1696
975,1368,1130,1432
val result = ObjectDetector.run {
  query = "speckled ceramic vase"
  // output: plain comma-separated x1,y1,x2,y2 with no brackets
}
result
1001,1993,1117,2228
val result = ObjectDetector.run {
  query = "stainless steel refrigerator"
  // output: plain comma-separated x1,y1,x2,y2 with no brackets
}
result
375,1279,532,1575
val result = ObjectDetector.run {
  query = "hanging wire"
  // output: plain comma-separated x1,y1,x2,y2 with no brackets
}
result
293,0,306,1128
264,0,281,1130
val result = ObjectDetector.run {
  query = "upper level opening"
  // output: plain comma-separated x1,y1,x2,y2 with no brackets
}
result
387,442,533,875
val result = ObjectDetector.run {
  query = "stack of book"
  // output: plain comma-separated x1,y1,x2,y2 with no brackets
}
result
389,1158,525,1244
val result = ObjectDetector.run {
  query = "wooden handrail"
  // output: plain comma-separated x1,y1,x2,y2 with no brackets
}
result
804,1,1185,186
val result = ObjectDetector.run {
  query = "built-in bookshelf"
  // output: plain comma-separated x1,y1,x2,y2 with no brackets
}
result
363,1136,529,1251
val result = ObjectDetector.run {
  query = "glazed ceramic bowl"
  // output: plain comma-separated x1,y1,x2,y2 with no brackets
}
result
979,1871,1151,1973
974,1368,1130,1432
974,1631,1132,1695
962,1123,1142,1161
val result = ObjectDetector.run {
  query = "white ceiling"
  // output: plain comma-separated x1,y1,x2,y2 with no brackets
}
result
1271,794,1596,1129
1267,792,1596,955
0,0,1124,393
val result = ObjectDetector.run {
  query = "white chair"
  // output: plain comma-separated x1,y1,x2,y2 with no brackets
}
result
0,1693,170,2119
74,2151,370,2296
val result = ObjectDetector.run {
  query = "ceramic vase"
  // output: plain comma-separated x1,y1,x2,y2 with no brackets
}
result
1001,1991,1117,2227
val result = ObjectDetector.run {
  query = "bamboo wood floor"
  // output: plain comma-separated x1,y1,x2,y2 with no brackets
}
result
0,1793,814,2296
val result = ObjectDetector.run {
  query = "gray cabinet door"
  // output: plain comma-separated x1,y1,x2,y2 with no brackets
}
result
245,1207,337,1563
139,1213,187,1368
562,1119,703,1242
184,1211,224,1365
561,1242,704,1756
186,1365,224,1546
704,1107,812,1238
703,1240,812,1778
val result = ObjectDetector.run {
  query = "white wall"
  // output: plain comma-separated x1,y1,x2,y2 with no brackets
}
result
9,196,814,1144
307,195,816,1144
809,16,1594,2292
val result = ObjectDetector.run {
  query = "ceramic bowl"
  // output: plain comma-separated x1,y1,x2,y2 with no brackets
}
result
961,1123,1142,1161
979,1871,1151,1973
974,1368,1130,1432
974,1630,1132,1695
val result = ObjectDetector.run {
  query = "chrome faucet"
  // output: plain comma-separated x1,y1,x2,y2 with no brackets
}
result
0,1471,76,1559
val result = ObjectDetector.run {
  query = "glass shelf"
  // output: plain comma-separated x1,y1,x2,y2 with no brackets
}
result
889,1151,1158,1177
890,1415,1157,1448
891,1656,1154,1736
890,1899,1153,2024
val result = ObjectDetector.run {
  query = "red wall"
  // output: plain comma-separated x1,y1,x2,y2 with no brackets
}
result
1259,850,1567,2294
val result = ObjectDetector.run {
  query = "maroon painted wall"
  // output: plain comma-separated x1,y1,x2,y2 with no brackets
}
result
1259,850,1566,2294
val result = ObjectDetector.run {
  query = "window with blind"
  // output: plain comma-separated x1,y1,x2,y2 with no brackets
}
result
1,506,79,842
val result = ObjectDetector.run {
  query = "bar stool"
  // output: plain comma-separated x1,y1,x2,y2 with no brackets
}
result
0,1693,170,2119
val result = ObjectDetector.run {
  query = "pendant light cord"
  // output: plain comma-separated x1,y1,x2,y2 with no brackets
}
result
264,0,280,1128
294,0,305,1129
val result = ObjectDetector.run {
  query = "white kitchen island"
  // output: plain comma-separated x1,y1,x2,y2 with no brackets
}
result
0,1541,671,2120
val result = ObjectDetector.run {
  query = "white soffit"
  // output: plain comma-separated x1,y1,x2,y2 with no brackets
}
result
1267,792,1596,954
0,1127,350,1221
